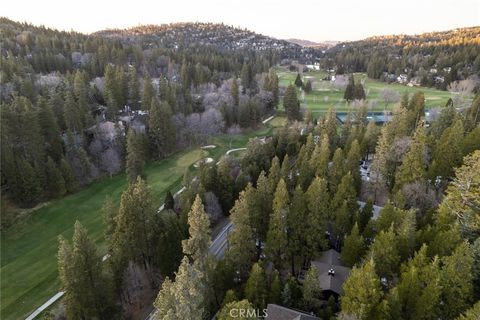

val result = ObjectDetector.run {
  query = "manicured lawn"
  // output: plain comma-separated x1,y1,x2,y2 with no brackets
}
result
0,148,206,320
276,67,461,117
0,124,275,320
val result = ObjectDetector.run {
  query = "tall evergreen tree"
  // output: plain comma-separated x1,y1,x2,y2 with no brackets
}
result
284,85,300,121
148,98,176,159
305,177,329,253
216,159,234,213
430,119,464,180
38,97,63,160
294,73,303,87
266,179,289,270
303,265,322,311
440,242,474,319
58,221,112,319
394,124,427,192
340,259,388,320
341,223,365,267
59,157,78,193
109,177,155,284
369,226,400,279
244,263,268,310
231,78,239,107
226,184,257,277
45,156,66,198
182,195,211,268
126,129,145,183
396,245,442,320
142,74,155,111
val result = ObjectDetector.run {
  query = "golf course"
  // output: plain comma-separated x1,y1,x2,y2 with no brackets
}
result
276,67,456,115
0,125,275,320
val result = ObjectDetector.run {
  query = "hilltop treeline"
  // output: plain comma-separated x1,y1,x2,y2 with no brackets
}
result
323,27,480,90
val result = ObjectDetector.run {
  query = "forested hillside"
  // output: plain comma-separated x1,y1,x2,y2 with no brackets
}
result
323,27,480,90
0,18,286,222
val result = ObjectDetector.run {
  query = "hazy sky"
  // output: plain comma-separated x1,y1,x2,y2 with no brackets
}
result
3,0,479,41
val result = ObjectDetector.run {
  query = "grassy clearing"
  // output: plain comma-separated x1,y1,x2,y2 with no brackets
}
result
0,124,275,320
1,148,206,320
276,67,457,116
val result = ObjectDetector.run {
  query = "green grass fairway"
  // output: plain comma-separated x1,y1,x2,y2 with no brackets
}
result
1,148,206,320
1,123,275,320
276,67,459,116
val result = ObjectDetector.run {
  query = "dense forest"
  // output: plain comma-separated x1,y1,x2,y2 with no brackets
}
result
54,93,480,319
323,27,480,90
0,17,288,223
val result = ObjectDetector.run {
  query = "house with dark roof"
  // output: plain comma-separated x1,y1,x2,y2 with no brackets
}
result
310,249,351,296
265,304,320,320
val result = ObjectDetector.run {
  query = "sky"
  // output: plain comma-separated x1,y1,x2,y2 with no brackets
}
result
3,0,479,41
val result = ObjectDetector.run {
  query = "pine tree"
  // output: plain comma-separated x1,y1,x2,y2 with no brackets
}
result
148,98,176,159
58,221,112,319
321,109,338,150
346,139,362,191
142,74,155,111
73,70,92,127
310,134,330,178
362,120,380,159
244,263,268,309
341,223,365,267
269,269,282,304
396,245,442,320
164,190,175,210
266,179,289,270
344,75,355,101
109,177,155,282
128,66,140,108
287,185,309,275
182,195,211,268
328,148,345,193
284,85,300,121
354,83,366,100
60,157,78,193
38,97,63,161
104,64,118,118
303,265,322,311
305,177,329,253
394,125,427,192
126,129,145,183
358,199,373,233
269,69,279,107
45,156,66,198
304,80,312,93
226,184,257,277
12,156,41,206
231,78,239,107
340,259,388,320
253,171,273,244
64,89,82,134
430,119,464,180
154,256,206,320
216,159,234,213
440,242,474,319
369,226,400,279
294,73,303,87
